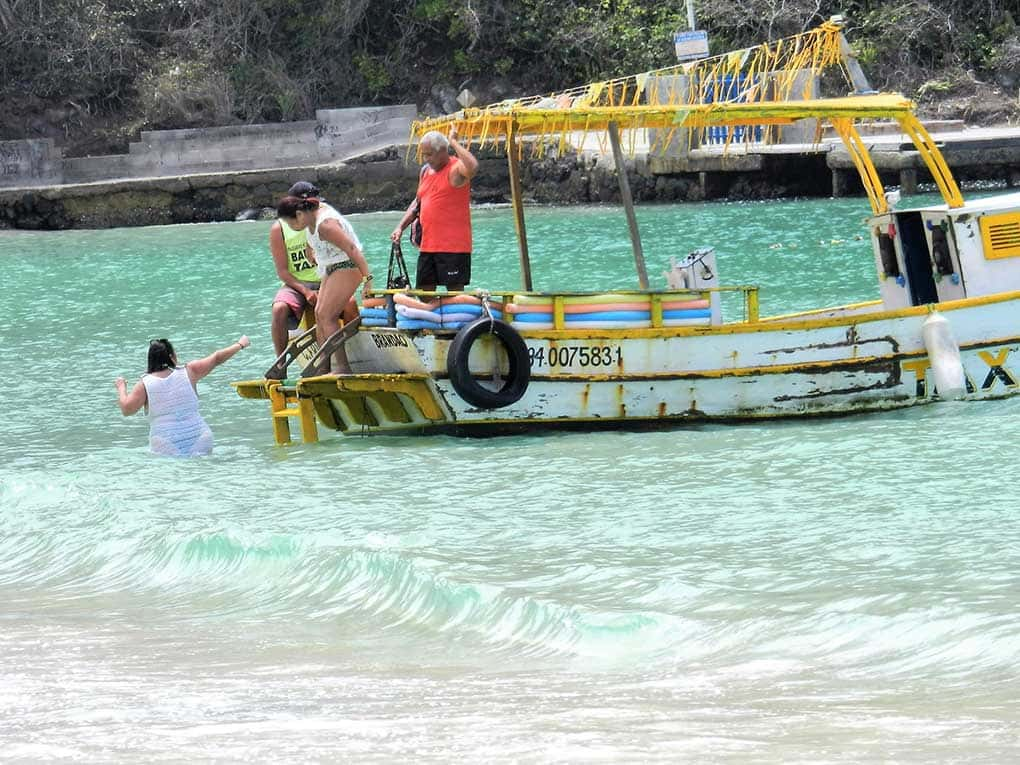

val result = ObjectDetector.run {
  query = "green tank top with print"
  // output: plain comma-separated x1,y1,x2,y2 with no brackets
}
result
281,219,318,282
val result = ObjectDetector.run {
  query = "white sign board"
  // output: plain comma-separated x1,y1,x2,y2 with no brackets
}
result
674,30,709,61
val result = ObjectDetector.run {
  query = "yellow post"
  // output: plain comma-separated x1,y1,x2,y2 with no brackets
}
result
297,399,319,444
268,382,320,445
650,293,663,327
553,295,565,330
899,113,965,209
831,118,887,215
268,384,292,445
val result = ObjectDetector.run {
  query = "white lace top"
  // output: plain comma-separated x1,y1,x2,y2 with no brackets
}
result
308,205,362,278
141,366,213,457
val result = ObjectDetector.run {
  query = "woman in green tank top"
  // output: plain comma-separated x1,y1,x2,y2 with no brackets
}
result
269,213,320,356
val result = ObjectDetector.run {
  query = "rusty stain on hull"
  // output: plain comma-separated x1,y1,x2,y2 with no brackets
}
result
771,359,902,402
763,334,900,356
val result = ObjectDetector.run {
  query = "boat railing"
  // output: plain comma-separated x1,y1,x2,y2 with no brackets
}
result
364,286,761,329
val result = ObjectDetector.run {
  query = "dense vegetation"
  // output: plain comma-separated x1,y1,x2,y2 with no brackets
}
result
1,0,1017,155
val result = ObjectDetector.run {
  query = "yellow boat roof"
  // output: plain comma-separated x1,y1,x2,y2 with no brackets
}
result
408,16,963,212
411,18,874,144
412,94,917,142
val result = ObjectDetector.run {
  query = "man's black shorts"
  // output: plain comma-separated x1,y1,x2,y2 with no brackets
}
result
416,251,471,287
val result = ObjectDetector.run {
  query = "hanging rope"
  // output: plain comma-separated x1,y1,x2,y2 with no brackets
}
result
411,19,853,160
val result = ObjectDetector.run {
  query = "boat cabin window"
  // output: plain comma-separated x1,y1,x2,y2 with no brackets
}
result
896,212,939,306
878,233,899,278
931,227,955,276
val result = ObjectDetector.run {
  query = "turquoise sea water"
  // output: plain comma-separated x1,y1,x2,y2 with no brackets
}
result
1,198,1019,761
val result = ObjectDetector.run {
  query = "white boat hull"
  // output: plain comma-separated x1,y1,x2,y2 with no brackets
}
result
320,291,1020,433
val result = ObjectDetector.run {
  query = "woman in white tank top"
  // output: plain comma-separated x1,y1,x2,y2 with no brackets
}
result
277,194,372,373
115,336,250,457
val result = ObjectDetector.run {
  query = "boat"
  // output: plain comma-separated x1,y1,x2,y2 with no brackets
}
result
234,17,1020,445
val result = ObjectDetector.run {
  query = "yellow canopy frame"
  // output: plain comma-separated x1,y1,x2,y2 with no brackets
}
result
414,94,964,214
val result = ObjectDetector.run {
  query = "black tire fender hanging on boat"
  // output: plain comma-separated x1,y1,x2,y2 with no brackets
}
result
446,318,530,409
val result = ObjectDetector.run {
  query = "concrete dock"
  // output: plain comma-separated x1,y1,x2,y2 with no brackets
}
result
3,121,1020,230
641,122,1020,197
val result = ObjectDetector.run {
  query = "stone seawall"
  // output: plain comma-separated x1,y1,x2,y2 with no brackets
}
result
0,144,835,230
0,106,416,190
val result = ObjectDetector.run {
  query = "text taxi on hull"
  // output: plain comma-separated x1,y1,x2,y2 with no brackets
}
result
234,17,1020,445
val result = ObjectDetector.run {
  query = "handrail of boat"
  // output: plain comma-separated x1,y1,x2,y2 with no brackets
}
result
366,285,761,326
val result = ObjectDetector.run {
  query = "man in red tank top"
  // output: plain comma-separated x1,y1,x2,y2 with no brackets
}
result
391,129,478,291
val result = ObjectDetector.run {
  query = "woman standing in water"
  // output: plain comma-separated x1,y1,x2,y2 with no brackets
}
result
115,336,249,457
276,195,371,373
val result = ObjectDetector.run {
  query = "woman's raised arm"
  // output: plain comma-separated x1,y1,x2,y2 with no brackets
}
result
187,335,250,384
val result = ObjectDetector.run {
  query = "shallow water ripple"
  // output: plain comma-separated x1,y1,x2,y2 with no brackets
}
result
2,204,1020,760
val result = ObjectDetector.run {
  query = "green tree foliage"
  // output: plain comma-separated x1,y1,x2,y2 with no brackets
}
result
0,0,1015,150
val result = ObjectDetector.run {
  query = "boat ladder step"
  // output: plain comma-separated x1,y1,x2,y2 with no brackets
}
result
267,382,318,445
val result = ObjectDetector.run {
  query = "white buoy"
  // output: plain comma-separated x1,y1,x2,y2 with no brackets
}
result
922,311,966,399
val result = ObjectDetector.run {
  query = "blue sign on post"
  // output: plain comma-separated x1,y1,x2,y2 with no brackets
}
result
674,30,709,62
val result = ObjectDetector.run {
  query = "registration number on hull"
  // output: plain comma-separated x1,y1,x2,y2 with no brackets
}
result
528,345,622,369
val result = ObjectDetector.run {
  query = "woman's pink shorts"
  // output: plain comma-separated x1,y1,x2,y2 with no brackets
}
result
273,282,319,318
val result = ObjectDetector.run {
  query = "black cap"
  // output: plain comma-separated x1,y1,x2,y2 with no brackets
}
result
288,181,320,198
